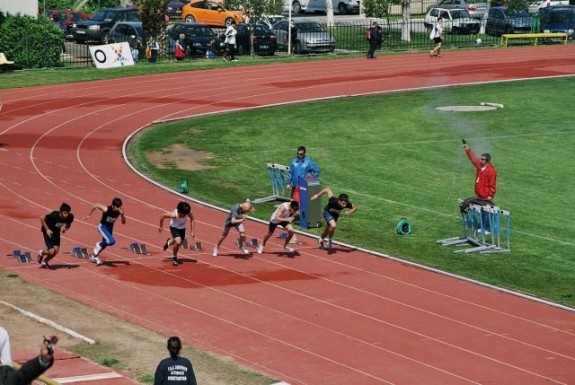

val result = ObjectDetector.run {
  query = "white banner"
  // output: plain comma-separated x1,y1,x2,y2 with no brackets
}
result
89,42,134,69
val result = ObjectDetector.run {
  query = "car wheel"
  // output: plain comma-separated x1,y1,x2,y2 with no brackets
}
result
338,3,347,14
225,17,235,27
294,41,303,54
185,15,196,23
292,1,302,14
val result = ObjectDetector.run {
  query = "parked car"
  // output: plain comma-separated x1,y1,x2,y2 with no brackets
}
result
108,21,144,44
218,23,277,55
71,7,140,44
426,0,487,19
181,0,244,27
485,6,533,35
45,9,91,35
528,0,569,14
284,0,360,14
166,22,218,56
272,20,336,53
424,8,481,34
540,5,575,37
167,1,187,18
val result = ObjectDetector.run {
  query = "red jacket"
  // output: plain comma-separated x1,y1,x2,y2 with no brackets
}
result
466,148,497,199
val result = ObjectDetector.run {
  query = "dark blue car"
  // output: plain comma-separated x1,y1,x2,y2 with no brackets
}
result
540,6,575,39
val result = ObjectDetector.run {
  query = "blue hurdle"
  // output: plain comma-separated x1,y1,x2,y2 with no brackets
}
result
438,200,511,253
252,163,291,204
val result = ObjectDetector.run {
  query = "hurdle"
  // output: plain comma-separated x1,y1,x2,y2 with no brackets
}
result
252,163,291,204
438,201,511,253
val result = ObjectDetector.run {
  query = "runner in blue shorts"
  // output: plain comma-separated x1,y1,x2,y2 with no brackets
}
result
84,197,126,266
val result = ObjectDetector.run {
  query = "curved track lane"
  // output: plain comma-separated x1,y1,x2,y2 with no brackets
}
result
1,46,575,385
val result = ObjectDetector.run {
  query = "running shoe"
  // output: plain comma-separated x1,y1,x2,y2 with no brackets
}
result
212,247,218,257
257,245,264,254
172,257,179,266
37,250,43,264
318,238,324,249
163,238,170,251
94,242,102,257
40,261,52,270
240,246,250,255
284,245,295,252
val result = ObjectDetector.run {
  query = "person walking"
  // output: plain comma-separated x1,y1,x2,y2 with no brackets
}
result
0,335,57,385
257,200,299,254
286,146,320,200
460,139,497,231
223,23,237,62
147,35,160,63
212,199,254,256
159,201,196,266
84,197,126,266
366,21,381,59
430,17,443,57
311,187,357,249
154,336,197,385
290,19,298,54
38,203,74,270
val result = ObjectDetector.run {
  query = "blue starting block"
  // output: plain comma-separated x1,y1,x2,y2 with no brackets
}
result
9,250,33,263
130,243,151,255
72,247,90,259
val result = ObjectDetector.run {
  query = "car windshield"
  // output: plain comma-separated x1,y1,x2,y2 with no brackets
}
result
298,22,326,32
253,24,272,34
504,8,529,17
549,10,575,22
91,10,114,21
451,9,472,17
185,25,215,36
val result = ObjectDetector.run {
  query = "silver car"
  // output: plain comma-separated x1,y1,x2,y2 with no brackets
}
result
426,0,487,19
272,20,336,54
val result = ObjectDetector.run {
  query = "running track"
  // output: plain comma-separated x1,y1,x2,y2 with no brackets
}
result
1,46,574,385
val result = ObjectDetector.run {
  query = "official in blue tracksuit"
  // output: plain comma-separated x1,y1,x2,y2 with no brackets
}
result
286,145,320,197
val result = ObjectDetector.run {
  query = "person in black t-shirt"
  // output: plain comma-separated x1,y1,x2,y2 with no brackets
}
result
38,203,74,269
311,187,357,250
84,197,126,266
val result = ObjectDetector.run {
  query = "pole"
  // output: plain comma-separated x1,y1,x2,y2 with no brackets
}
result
288,3,292,55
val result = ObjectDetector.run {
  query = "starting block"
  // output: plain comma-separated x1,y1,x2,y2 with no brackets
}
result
236,238,258,248
130,243,151,255
72,247,90,259
181,239,203,251
9,250,33,263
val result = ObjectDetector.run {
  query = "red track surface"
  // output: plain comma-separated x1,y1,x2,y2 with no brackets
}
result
1,46,575,385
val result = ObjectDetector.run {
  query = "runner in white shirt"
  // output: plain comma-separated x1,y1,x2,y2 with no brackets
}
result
257,201,299,254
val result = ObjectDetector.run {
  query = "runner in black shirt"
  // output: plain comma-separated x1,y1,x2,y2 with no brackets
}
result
38,203,74,269
311,187,357,249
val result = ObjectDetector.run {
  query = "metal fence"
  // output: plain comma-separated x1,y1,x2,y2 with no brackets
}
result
18,17,551,68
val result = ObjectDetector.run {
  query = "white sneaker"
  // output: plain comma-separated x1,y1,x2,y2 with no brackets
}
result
240,247,250,255
212,247,218,257
257,245,264,254
90,256,103,266
94,242,102,257
284,245,295,252
318,238,324,249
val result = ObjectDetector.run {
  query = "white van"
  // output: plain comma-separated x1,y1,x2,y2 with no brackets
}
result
284,0,360,15
528,0,569,14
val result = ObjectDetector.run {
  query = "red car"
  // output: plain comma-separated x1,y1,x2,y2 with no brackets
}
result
46,9,91,34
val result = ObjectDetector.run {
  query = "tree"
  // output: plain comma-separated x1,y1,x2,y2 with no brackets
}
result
131,0,170,43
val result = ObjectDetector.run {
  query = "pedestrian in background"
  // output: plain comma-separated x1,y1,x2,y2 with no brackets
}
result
290,19,298,54
430,17,443,57
84,197,126,266
159,201,196,266
147,35,160,63
366,21,381,59
223,23,237,62
154,336,197,385
38,203,74,270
